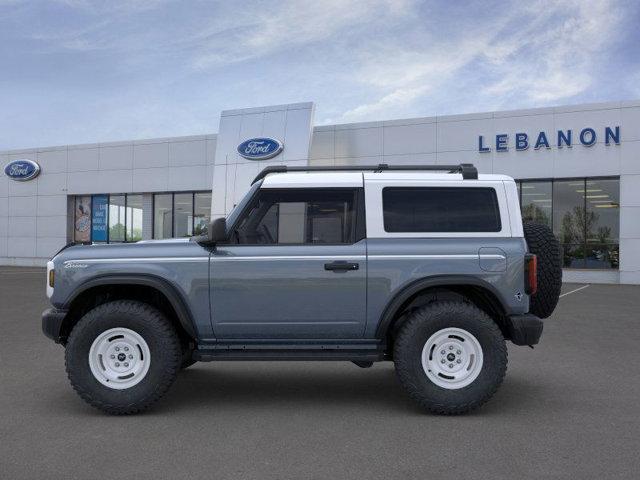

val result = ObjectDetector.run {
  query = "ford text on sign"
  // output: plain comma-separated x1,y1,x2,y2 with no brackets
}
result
237,138,283,160
4,159,41,181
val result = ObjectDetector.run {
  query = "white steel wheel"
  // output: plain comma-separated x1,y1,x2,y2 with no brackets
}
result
421,327,484,390
88,327,151,390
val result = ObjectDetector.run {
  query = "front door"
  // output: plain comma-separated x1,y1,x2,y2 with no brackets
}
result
210,187,367,339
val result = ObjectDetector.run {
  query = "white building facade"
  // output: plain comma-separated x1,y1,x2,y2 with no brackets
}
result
2,100,639,284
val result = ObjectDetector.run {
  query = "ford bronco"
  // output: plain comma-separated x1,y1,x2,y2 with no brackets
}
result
42,164,562,414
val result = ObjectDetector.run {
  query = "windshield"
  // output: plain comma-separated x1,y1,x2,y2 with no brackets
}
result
225,180,263,233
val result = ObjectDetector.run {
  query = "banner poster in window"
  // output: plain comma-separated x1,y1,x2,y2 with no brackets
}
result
74,196,92,242
91,194,108,242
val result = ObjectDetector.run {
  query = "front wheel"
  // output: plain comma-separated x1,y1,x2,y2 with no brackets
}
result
394,301,507,415
65,300,182,414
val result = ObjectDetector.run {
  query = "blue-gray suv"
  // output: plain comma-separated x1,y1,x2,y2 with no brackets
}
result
42,164,562,415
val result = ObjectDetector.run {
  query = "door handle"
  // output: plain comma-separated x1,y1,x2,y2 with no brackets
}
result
324,261,359,272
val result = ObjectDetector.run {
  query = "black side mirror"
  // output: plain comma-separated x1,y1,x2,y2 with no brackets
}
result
208,217,227,243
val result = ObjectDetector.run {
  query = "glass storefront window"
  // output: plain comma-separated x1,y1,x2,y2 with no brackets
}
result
108,195,126,242
174,193,193,237
126,194,143,242
91,195,109,242
152,191,212,239
553,180,586,246
74,196,92,243
517,177,620,270
584,244,619,270
585,179,619,269
154,194,173,239
585,179,619,244
561,244,586,269
194,192,212,235
73,191,219,243
520,181,552,227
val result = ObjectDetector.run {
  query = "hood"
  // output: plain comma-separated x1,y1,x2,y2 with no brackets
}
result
52,237,207,263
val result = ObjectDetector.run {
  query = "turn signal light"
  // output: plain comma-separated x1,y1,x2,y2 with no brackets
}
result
524,254,537,295
48,268,55,288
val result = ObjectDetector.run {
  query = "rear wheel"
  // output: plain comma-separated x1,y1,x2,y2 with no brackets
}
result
394,301,507,415
65,300,181,415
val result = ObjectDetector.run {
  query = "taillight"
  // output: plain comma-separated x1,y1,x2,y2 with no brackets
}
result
524,254,537,295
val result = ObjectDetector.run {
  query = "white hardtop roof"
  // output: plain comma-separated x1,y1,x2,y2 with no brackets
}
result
261,170,514,188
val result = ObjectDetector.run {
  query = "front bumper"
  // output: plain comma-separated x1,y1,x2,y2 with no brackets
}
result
42,308,68,344
506,314,543,346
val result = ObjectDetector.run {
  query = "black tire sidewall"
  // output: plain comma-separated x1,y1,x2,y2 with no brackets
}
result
65,301,181,412
394,302,507,413
524,222,562,319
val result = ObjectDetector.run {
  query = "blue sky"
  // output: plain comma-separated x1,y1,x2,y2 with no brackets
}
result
1,0,639,150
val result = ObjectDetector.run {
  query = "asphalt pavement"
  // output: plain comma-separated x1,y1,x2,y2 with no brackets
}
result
1,267,639,479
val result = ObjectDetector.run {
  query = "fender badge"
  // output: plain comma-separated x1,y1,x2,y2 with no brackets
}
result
514,291,523,301
64,262,88,269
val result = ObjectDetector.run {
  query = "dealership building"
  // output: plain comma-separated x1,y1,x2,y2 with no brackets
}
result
1,100,639,284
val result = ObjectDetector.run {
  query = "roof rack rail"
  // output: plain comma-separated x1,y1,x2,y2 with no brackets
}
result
251,163,478,184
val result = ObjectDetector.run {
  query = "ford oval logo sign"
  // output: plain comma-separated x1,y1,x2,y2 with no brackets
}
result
4,159,41,182
237,138,283,160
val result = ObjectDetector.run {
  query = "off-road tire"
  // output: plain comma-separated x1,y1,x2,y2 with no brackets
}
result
523,222,562,319
394,301,507,415
65,300,181,415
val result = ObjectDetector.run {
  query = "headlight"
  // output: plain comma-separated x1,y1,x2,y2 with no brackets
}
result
46,261,55,298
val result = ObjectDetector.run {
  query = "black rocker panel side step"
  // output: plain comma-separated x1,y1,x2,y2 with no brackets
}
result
193,347,386,362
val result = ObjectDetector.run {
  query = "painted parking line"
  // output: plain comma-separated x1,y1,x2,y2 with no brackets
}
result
559,284,590,298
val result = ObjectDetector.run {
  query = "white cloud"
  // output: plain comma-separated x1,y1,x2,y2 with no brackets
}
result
482,0,621,104
334,0,625,122
0,0,634,149
191,0,414,69
339,85,429,121
338,37,492,121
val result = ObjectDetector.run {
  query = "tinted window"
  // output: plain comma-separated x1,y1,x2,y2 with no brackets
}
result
233,189,356,244
383,187,501,233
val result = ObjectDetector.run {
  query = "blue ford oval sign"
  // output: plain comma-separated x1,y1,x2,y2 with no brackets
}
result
237,138,283,160
4,159,41,181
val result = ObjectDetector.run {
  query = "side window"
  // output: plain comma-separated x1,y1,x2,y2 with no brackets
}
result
383,187,501,233
233,189,357,245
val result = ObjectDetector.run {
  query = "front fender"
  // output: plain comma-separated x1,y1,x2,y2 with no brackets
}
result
48,241,212,338
62,273,199,338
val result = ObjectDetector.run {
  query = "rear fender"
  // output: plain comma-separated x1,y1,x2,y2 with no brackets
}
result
375,275,508,339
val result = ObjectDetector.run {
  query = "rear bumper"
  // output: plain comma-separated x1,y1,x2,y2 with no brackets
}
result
42,308,68,344
506,313,543,346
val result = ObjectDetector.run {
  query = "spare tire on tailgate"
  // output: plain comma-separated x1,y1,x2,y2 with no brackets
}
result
523,222,562,319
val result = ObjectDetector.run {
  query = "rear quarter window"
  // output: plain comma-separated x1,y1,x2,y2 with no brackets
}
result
382,187,501,233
